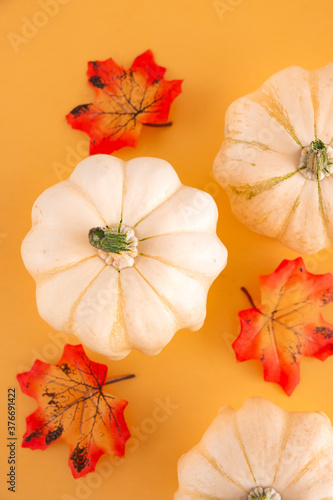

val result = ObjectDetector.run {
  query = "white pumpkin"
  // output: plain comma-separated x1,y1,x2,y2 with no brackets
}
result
22,155,227,359
213,62,333,255
175,398,333,500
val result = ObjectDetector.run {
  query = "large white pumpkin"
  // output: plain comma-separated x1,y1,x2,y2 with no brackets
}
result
22,155,227,359
175,398,333,499
213,62,333,255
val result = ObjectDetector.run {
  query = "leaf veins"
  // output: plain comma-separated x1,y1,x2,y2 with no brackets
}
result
17,344,131,478
66,50,182,154
233,257,333,396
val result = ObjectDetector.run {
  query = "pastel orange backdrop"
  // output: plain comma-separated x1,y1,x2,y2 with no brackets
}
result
1,0,333,499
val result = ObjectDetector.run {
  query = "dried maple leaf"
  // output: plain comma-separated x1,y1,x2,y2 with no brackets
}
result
66,50,182,154
17,344,133,478
233,257,333,396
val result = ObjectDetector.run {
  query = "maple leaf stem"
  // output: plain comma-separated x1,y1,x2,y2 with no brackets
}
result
143,121,173,127
103,374,135,386
241,287,261,312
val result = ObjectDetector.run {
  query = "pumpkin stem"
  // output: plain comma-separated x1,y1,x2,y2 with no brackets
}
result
298,140,333,180
248,487,281,500
89,224,138,270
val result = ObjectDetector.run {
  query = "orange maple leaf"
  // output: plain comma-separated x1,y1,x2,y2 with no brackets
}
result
233,258,333,396
17,344,132,478
66,50,182,154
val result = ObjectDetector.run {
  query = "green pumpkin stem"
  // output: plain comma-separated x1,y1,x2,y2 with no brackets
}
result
89,226,132,254
304,140,329,180
248,487,281,500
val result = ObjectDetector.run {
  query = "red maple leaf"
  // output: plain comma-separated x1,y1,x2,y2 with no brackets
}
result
17,344,133,478
66,50,182,154
233,258,333,396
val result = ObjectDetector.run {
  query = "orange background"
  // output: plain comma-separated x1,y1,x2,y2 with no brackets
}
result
1,0,333,498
